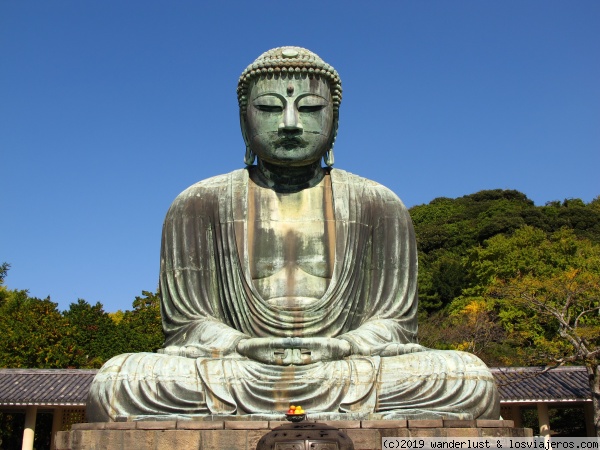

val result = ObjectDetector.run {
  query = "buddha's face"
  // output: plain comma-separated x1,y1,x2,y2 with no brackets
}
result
244,75,334,167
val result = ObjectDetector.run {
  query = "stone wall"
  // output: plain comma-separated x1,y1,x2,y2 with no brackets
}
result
55,419,532,450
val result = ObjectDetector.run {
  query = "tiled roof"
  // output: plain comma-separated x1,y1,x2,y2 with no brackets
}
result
0,367,592,406
491,366,591,402
0,369,97,406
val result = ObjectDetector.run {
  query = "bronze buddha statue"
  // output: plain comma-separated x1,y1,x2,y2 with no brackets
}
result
87,47,499,421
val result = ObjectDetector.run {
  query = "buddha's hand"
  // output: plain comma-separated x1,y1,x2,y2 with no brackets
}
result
159,346,205,358
372,343,428,356
159,345,244,359
236,337,351,366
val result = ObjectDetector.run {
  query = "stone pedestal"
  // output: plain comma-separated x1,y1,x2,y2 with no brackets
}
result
55,419,532,450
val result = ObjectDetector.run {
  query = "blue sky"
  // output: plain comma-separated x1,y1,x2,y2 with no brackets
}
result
2,1,599,312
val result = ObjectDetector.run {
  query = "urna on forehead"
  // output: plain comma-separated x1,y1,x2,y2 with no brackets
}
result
237,46,343,113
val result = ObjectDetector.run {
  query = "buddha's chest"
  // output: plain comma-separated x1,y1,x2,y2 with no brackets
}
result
247,181,335,303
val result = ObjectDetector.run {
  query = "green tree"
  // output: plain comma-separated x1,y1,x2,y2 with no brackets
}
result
63,299,126,367
411,190,539,312
589,196,600,213
0,262,9,282
0,294,85,368
0,262,12,306
117,291,164,353
411,191,600,314
492,267,599,436
0,264,165,369
466,227,600,435
540,198,600,243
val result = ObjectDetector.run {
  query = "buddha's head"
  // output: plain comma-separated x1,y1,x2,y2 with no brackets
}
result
238,47,342,168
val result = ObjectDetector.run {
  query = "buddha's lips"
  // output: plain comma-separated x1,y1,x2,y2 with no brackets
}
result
273,136,309,149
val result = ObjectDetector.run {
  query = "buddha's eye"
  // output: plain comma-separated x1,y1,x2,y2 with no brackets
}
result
254,104,283,112
298,105,326,113
297,96,328,113
253,96,283,113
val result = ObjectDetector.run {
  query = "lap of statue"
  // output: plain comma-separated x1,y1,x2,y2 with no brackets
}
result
87,346,499,421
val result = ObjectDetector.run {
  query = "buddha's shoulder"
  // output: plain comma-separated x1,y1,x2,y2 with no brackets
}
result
331,168,407,209
172,169,246,202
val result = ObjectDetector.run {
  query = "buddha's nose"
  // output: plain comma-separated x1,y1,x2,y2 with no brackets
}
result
279,104,303,134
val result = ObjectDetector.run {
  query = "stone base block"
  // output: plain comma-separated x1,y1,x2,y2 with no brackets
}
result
55,420,533,450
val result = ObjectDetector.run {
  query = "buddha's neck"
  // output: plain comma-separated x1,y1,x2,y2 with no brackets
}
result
255,160,325,193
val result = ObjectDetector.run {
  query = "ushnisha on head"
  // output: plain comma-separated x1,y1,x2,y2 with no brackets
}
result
237,46,342,114
238,47,342,167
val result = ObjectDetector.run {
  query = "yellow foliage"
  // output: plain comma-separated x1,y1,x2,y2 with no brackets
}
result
455,342,471,352
459,299,489,325
109,310,125,325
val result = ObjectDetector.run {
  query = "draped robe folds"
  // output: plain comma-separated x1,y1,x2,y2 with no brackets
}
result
86,168,500,421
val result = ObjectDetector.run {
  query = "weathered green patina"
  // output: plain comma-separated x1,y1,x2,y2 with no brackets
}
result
87,47,500,422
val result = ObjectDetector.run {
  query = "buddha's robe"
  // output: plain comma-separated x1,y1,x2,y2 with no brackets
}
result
87,168,499,421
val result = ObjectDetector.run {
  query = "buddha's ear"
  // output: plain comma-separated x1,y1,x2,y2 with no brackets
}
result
240,111,255,165
324,112,339,166
240,111,249,148
331,113,339,147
